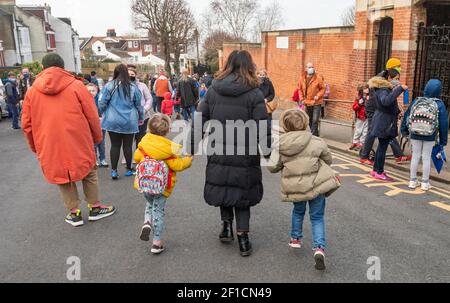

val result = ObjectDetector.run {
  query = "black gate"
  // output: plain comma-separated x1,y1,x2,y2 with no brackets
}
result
414,25,450,112
375,18,394,75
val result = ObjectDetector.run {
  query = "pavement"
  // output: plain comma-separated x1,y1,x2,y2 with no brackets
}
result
0,117,449,283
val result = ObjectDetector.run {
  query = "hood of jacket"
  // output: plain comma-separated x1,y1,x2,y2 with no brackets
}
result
138,133,182,161
212,74,256,97
368,76,393,90
278,131,313,157
158,75,168,81
163,92,172,100
33,67,76,96
424,79,442,98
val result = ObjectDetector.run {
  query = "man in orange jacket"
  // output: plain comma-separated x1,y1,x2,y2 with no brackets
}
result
298,62,326,136
22,53,116,227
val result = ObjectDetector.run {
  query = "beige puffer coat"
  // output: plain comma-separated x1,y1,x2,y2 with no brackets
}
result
267,130,340,202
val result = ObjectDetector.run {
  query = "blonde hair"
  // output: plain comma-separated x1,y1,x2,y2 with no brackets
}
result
148,114,171,136
280,109,310,132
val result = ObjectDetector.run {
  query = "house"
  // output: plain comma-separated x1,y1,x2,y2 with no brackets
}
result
221,0,450,123
0,2,33,66
48,16,81,73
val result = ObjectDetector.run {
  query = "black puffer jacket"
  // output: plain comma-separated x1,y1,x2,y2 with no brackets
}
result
259,77,275,101
195,74,269,208
177,78,198,108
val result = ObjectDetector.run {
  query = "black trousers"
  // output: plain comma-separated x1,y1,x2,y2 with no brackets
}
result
361,117,404,159
155,97,164,113
108,132,134,171
220,206,251,233
135,118,149,149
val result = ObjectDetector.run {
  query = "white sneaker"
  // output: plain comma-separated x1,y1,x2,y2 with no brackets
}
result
421,182,431,191
409,180,420,189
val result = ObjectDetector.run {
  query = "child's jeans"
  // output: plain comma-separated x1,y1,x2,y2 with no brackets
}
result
94,129,106,162
292,194,326,250
144,194,167,241
174,105,181,114
353,118,368,144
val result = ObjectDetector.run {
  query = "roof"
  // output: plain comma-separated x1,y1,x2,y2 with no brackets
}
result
107,48,132,58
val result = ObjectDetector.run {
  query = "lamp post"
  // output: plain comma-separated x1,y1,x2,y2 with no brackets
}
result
194,28,200,67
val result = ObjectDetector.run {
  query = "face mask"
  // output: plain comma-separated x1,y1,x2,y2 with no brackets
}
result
130,76,136,82
391,80,400,87
23,73,29,79
307,68,315,75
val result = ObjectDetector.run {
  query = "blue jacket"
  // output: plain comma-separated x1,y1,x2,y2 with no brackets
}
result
368,77,404,140
99,80,144,134
401,79,448,146
4,79,19,104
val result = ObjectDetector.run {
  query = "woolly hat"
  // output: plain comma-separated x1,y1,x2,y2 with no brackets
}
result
386,58,401,69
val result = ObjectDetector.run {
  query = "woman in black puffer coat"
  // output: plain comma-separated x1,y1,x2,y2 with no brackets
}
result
193,50,269,257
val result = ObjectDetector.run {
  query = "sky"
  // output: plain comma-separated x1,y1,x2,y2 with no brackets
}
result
16,0,355,38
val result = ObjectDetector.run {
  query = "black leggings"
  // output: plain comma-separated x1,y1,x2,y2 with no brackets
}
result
108,132,134,171
220,206,251,233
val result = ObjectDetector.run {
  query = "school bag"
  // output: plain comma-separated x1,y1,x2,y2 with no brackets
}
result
135,147,171,195
408,97,439,136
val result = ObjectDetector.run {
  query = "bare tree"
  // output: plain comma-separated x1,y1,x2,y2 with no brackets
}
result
203,30,242,72
253,0,284,42
341,5,356,26
131,0,196,73
210,0,259,40
169,6,196,74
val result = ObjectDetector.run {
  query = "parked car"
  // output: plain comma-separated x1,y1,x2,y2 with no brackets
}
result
0,81,9,120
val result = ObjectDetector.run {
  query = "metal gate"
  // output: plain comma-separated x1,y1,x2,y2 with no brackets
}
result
375,18,394,75
414,25,450,111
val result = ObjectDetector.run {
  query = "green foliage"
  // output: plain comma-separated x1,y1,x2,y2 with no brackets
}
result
22,61,43,76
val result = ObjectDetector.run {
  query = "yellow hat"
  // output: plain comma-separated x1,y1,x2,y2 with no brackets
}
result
386,58,401,69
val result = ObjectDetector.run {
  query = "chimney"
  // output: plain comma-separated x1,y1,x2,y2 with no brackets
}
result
107,29,117,37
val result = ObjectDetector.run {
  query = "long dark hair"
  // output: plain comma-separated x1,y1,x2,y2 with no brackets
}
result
215,50,259,88
381,68,400,80
113,64,132,98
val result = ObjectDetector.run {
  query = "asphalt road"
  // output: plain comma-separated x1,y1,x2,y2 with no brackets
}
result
0,119,449,283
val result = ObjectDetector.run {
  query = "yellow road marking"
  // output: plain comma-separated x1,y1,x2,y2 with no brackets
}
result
429,202,450,212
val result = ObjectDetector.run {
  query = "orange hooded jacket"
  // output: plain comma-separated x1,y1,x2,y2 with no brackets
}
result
22,67,103,185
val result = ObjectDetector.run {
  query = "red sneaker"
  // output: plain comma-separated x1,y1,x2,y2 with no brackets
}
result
360,159,374,166
396,156,412,164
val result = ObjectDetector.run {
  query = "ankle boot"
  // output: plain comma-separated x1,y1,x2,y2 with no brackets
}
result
219,220,234,243
237,233,253,257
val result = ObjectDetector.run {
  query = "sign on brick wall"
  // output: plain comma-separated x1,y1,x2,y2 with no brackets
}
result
276,37,289,49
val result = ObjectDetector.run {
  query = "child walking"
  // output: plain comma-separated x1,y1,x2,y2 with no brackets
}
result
268,109,340,270
401,79,448,191
161,92,174,117
350,84,369,151
134,114,193,254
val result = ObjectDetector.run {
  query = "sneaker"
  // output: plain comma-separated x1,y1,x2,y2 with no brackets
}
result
349,143,358,151
409,180,420,189
151,244,165,255
396,156,412,164
96,160,100,167
111,170,119,180
88,203,116,221
421,182,431,191
124,170,134,177
140,222,152,242
374,172,395,182
314,248,326,271
360,159,374,166
100,160,109,168
370,171,377,178
289,239,302,249
65,209,84,227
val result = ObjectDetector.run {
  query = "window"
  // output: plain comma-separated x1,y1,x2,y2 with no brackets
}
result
97,46,101,52
133,41,139,48
128,41,133,49
144,44,152,52
46,34,56,49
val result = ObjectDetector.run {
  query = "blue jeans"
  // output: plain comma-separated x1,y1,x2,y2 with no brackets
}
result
144,194,167,241
182,105,196,123
291,194,326,250
151,93,157,112
7,103,19,129
94,130,106,161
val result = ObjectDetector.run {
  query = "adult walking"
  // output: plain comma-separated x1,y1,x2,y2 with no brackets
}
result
4,72,20,130
194,50,269,257
128,65,153,148
177,70,198,123
368,69,407,182
258,69,276,149
18,68,34,101
153,71,172,113
99,64,143,180
298,62,326,137
21,53,116,227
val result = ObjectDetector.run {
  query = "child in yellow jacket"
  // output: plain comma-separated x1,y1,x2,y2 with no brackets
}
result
134,114,192,254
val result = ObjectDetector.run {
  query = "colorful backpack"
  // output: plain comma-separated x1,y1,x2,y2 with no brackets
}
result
135,148,170,195
408,97,439,137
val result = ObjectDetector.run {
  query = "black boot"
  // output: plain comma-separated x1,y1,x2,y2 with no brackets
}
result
237,233,253,257
219,220,234,243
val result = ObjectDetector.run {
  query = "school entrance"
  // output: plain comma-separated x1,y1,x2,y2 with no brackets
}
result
413,2,450,124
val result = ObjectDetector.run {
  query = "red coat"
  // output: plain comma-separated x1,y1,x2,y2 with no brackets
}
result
352,97,367,121
161,92,174,115
22,67,103,185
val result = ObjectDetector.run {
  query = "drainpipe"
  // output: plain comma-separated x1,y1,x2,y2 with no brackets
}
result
12,12,23,64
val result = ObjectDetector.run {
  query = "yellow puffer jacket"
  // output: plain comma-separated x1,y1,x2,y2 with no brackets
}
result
134,133,192,197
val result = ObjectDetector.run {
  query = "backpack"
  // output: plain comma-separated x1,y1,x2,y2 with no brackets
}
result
135,148,170,195
408,97,439,137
